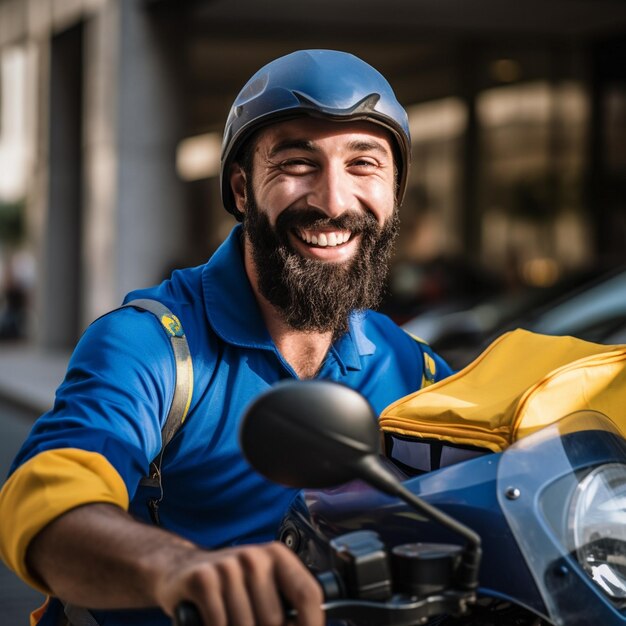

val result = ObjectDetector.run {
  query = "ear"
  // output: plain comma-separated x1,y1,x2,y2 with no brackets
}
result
230,163,247,214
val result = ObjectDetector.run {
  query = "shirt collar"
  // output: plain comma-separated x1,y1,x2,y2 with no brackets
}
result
202,225,376,370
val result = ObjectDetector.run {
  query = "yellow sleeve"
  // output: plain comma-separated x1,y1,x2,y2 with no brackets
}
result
0,448,129,592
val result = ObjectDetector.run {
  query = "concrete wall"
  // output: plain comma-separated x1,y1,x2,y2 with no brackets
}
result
0,0,187,346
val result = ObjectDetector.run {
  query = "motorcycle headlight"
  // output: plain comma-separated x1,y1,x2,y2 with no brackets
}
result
569,463,626,600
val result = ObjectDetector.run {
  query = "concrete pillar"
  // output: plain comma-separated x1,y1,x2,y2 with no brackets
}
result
113,0,186,304
81,0,186,328
81,0,121,328
457,42,481,263
38,22,84,348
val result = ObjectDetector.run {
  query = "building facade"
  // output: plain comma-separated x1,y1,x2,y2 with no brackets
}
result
0,0,625,348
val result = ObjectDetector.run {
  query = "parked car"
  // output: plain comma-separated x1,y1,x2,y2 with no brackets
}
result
403,267,626,370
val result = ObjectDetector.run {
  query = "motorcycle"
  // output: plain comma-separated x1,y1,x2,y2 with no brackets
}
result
177,378,626,626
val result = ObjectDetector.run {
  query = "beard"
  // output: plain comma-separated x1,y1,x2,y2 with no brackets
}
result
242,187,400,338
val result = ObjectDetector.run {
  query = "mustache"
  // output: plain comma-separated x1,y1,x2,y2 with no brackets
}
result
274,207,379,235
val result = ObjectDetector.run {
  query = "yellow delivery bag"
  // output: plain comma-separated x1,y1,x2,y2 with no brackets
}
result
380,329,626,468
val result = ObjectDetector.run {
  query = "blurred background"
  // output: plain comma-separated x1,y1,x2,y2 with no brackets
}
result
0,0,625,364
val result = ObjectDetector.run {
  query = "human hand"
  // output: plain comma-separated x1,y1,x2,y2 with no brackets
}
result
156,541,324,626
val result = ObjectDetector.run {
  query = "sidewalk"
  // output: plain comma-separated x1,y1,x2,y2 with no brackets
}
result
0,342,70,416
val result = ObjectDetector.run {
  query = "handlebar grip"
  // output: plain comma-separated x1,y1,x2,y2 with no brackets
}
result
174,601,202,626
172,570,339,625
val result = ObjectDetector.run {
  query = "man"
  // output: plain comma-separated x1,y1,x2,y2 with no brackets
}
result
0,50,453,626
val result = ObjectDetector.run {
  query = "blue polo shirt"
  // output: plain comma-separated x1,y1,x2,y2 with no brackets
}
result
1,226,452,625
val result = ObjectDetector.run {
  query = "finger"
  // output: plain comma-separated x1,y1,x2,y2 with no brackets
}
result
218,555,256,626
269,543,324,626
185,567,228,626
239,546,285,626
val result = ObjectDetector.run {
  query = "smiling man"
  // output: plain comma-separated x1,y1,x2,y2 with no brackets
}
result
0,50,453,626
235,117,402,378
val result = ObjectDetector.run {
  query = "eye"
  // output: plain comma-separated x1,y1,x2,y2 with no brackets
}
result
279,158,317,174
349,157,380,172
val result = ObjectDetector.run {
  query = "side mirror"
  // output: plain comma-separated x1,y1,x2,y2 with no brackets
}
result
239,379,481,592
239,380,381,489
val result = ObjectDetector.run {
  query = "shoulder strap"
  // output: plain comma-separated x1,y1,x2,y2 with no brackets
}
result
122,299,194,524
124,299,194,449
405,330,438,388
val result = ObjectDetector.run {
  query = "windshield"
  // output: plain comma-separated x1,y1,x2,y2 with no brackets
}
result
497,411,626,625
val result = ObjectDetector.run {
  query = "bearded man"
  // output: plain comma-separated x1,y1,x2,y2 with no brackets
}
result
0,50,453,626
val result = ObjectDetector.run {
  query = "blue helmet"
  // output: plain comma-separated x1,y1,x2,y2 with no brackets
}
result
220,49,411,219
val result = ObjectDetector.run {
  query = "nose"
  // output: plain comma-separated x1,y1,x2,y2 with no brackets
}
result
307,162,354,218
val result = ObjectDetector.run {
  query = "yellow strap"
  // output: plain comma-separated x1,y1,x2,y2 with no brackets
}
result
124,299,194,447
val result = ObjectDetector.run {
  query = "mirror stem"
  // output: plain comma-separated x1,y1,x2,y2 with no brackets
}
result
358,455,482,590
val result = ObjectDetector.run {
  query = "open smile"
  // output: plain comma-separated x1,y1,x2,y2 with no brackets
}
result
295,228,353,248
288,227,359,262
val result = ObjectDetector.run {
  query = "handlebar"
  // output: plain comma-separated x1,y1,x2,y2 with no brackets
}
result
174,602,201,626
174,591,476,626
173,530,477,625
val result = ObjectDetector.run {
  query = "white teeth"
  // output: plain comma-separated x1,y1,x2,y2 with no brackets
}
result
298,230,351,247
